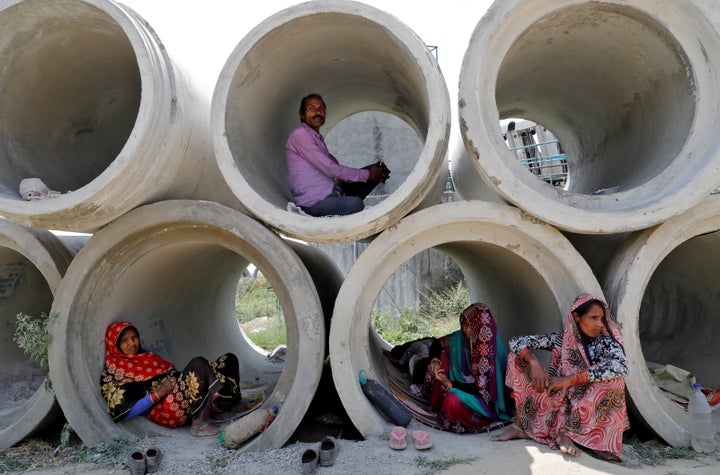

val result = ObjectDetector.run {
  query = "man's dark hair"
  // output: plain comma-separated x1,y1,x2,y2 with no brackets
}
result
299,93,324,119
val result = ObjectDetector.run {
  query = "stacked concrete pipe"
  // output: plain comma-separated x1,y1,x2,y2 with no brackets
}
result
329,200,604,436
0,220,87,449
48,200,339,450
602,195,720,447
0,0,241,232
454,0,720,234
212,0,450,244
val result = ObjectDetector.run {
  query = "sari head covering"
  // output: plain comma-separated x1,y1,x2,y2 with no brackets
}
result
430,302,513,432
101,322,176,421
103,321,175,383
508,293,629,460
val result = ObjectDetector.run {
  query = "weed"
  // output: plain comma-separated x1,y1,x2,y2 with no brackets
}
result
414,455,478,475
14,312,54,391
67,437,132,464
627,440,698,467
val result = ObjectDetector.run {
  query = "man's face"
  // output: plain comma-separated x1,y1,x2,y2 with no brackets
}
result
301,97,326,131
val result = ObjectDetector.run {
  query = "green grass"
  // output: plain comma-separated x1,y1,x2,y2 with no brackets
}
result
236,275,286,351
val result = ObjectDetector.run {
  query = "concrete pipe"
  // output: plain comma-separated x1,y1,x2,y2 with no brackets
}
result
48,200,334,451
329,200,603,436
455,0,720,234
212,0,450,244
0,221,87,449
0,0,239,232
603,195,720,447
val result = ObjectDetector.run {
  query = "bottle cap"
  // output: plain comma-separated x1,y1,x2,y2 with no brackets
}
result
693,383,701,389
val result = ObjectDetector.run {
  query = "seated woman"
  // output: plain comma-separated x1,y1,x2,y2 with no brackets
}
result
423,302,514,433
490,293,629,461
100,321,241,437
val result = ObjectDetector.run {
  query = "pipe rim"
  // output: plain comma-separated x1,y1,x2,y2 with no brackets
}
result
0,0,184,231
212,0,450,243
604,195,720,446
329,200,603,436
458,0,720,233
0,221,75,449
48,200,325,450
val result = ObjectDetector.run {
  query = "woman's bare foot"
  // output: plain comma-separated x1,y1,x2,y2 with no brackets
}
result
557,434,579,456
490,423,529,442
190,418,221,437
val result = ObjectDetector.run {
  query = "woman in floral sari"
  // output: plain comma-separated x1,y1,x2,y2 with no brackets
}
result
491,294,629,461
423,303,514,433
100,321,241,436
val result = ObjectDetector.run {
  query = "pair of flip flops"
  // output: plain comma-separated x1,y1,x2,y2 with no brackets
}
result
388,426,432,450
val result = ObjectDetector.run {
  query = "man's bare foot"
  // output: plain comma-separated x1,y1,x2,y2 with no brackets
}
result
490,423,529,442
557,434,579,456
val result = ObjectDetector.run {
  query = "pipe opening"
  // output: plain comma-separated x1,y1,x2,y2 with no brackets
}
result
95,241,284,416
237,268,287,354
326,111,424,198
0,251,51,427
495,2,694,197
639,231,720,388
500,118,568,190
0,0,140,198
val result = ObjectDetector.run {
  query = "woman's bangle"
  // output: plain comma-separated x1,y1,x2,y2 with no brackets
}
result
569,370,589,386
518,348,532,362
150,391,160,404
430,358,441,365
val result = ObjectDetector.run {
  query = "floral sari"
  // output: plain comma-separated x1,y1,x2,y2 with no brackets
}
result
100,321,240,428
424,303,514,433
506,294,629,460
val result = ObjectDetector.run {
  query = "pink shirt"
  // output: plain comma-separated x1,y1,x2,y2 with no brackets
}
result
286,123,369,207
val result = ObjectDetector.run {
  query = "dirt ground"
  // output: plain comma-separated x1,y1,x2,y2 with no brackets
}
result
3,418,719,475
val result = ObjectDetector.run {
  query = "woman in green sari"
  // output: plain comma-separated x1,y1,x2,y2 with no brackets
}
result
423,303,514,433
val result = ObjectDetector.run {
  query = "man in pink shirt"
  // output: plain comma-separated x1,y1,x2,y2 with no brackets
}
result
287,93,390,217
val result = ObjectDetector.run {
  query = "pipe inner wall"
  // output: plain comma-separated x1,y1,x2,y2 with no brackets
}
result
604,195,720,447
0,222,86,449
212,0,450,243
456,0,720,233
48,201,327,450
329,201,603,436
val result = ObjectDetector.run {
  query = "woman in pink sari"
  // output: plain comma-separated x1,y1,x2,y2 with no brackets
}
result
491,294,629,461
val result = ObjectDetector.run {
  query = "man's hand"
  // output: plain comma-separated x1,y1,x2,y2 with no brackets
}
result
368,162,391,183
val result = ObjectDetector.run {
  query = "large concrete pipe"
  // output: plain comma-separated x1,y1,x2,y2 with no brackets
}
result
455,0,720,234
329,200,603,436
0,0,240,232
212,0,450,244
603,195,720,447
0,221,87,449
48,200,336,451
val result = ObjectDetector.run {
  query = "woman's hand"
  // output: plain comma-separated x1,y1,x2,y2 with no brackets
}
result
528,359,549,393
546,375,572,393
156,376,177,399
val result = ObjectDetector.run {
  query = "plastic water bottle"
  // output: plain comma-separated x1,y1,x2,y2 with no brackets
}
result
688,383,716,453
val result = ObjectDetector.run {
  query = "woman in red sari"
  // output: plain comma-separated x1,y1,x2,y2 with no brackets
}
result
100,321,241,436
491,294,629,461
